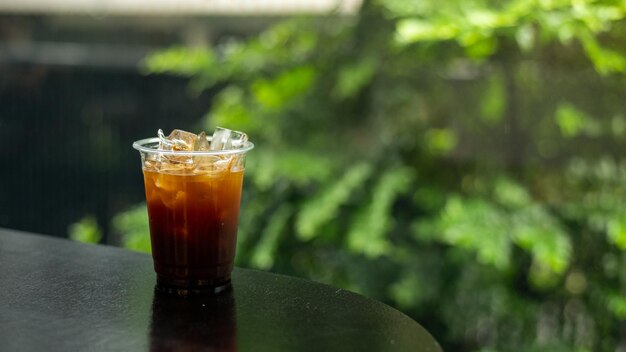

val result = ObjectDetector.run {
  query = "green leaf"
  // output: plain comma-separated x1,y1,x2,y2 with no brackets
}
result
512,206,571,275
68,216,102,244
580,32,626,74
465,9,504,29
494,178,531,209
347,167,414,258
605,290,626,319
607,215,626,250
251,66,317,110
250,149,336,191
554,103,589,138
413,185,447,212
395,19,459,44
389,271,423,309
333,58,377,100
143,47,215,76
459,32,498,59
516,23,536,52
296,163,373,240
437,197,511,270
425,128,457,155
250,205,293,269
113,204,151,253
209,86,255,132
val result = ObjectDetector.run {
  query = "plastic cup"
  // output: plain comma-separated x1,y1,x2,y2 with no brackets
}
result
133,136,253,295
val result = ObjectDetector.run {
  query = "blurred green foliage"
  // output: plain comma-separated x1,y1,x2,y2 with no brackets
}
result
68,215,102,244
115,0,626,350
112,203,151,253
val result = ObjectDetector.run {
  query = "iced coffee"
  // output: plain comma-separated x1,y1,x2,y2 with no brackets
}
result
133,128,253,294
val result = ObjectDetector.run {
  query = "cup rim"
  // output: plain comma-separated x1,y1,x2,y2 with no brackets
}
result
133,137,254,156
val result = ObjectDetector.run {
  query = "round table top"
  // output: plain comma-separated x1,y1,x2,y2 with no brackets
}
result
0,228,441,352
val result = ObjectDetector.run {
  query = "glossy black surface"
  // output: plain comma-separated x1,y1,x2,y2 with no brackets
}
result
0,229,441,351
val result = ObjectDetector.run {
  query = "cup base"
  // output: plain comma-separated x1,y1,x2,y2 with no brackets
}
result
156,276,231,297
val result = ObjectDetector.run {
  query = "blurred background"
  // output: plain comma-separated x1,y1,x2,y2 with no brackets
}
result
1,0,626,350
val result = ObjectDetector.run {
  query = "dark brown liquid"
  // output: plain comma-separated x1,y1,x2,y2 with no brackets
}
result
143,169,244,287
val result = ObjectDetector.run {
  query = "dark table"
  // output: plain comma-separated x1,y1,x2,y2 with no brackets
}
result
0,229,441,351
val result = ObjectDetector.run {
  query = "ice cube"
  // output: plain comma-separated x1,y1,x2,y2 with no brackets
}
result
159,129,197,151
157,129,170,149
194,155,232,175
157,161,191,174
210,127,231,150
194,131,210,151
230,130,248,149
143,151,161,172
210,127,248,150
192,131,225,174
157,129,198,165
230,155,245,172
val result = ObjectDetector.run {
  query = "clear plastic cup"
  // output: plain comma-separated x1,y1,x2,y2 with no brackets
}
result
133,136,253,295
